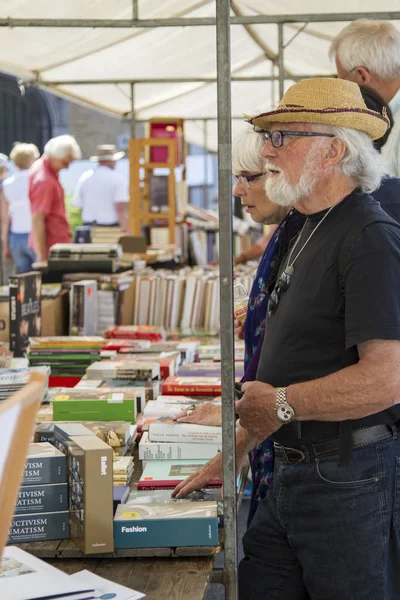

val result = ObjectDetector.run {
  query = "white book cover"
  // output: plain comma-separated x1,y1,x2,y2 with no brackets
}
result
139,432,221,460
70,569,145,599
180,274,198,329
148,418,222,445
0,547,93,600
143,400,192,418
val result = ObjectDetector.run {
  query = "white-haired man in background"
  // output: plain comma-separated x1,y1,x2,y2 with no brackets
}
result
28,134,81,262
331,19,400,176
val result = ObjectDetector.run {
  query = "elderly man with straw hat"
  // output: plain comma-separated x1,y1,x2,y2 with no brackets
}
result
72,144,129,232
173,78,400,598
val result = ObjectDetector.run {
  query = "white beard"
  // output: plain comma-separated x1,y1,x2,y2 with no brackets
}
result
265,143,322,207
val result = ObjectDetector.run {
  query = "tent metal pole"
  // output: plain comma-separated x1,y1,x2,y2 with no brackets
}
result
278,23,285,99
130,82,136,139
132,0,138,21
216,0,237,598
1,12,400,27
203,120,209,209
39,74,335,85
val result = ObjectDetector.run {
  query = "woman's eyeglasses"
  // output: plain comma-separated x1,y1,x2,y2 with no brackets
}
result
253,128,335,149
234,173,264,188
268,265,294,317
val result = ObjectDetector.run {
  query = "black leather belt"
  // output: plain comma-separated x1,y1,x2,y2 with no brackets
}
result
274,423,400,464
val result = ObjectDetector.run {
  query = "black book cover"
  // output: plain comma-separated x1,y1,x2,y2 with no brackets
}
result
9,272,42,357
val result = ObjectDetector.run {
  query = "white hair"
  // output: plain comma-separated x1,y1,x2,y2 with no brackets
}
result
232,128,264,175
320,125,384,193
44,135,82,160
330,19,400,80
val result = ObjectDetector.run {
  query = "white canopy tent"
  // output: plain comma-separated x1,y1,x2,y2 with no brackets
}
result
1,1,400,150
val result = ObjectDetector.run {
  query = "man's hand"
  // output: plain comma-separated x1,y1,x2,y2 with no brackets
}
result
234,319,244,340
173,403,222,426
172,427,251,498
236,381,282,439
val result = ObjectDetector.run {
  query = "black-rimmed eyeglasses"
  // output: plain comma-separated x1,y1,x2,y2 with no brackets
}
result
254,129,335,148
267,265,294,317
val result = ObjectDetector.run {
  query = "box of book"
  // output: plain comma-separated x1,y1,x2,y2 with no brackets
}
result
8,511,69,543
22,443,66,486
114,492,218,548
137,459,222,490
162,376,222,397
148,417,222,445
139,432,221,460
53,423,96,456
15,483,68,514
9,272,41,357
52,389,137,423
68,435,114,554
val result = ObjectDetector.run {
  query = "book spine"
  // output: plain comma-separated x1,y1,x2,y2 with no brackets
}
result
9,280,18,354
113,517,218,549
148,424,222,445
139,440,221,460
161,383,221,396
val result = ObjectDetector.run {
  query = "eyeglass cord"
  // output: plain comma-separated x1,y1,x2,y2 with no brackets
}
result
285,203,337,270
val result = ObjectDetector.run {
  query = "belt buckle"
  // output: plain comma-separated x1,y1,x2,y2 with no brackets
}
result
281,446,306,464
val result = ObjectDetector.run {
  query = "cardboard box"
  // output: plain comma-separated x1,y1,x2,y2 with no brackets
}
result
68,435,114,554
22,443,67,486
8,511,70,543
15,483,68,514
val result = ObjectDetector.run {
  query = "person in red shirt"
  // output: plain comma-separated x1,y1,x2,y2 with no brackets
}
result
28,135,81,261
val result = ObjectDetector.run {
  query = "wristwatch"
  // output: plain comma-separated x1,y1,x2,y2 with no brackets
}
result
275,387,295,423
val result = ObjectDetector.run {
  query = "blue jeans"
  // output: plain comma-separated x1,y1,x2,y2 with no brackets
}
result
239,433,400,599
9,232,36,273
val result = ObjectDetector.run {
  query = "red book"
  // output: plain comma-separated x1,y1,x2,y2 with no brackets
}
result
104,325,166,341
102,339,151,351
49,376,81,388
161,376,221,397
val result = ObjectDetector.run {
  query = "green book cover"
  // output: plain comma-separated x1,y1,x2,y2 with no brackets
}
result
52,391,137,423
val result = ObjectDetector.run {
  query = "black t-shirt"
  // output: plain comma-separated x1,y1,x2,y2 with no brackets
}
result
256,190,400,446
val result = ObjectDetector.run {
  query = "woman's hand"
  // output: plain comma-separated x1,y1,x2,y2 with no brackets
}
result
172,426,253,498
173,403,222,426
234,319,245,340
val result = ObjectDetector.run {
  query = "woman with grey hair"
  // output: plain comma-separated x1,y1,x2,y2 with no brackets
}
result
2,143,40,272
175,128,305,524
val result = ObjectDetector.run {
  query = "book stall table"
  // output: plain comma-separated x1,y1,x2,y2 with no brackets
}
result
16,446,248,599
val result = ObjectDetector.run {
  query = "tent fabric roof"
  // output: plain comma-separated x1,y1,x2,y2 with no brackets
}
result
1,0,400,149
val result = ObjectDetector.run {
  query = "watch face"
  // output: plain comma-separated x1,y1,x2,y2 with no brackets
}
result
277,403,295,422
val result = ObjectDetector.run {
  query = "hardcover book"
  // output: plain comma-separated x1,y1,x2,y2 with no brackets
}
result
22,443,67,486
148,417,222,445
114,495,218,548
9,272,41,357
139,432,221,460
69,280,98,337
137,459,222,490
104,325,166,341
68,435,114,554
8,510,70,543
52,389,137,423
15,483,68,514
161,376,222,397
86,360,160,381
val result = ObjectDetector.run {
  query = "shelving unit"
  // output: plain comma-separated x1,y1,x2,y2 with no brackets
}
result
129,138,177,244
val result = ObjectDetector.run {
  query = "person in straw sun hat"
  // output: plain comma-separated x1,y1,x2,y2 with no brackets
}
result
172,77,400,599
72,144,129,231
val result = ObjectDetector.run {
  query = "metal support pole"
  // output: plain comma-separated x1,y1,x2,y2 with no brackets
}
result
130,82,136,139
216,1,237,599
278,23,285,99
132,0,138,21
203,119,209,209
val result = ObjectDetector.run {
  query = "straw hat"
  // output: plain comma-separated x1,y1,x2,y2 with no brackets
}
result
245,78,389,141
90,144,125,161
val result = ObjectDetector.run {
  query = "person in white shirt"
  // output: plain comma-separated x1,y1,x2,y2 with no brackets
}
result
72,144,129,231
330,19,400,177
2,143,40,272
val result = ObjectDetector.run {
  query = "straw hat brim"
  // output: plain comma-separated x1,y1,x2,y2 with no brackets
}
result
245,108,388,141
90,151,125,161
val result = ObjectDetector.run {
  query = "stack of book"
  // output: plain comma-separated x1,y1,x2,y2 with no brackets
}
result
0,366,50,402
48,243,122,274
9,442,69,543
104,325,166,341
28,337,104,387
85,359,160,383
113,456,135,487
